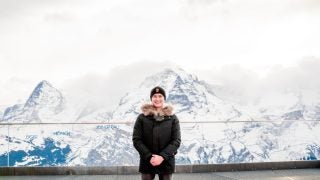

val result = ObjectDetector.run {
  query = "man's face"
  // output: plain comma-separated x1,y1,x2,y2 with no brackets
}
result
151,93,165,108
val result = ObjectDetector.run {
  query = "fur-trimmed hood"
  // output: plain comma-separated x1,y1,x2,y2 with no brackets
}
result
141,104,173,118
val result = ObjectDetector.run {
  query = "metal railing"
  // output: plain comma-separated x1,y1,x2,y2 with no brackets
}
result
1,119,320,125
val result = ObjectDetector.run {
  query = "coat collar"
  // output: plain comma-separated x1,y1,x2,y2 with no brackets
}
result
141,104,173,120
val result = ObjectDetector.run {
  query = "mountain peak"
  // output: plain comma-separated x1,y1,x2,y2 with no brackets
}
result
31,80,54,94
25,80,64,108
161,67,194,80
109,67,248,122
2,80,65,122
38,80,52,88
139,67,196,90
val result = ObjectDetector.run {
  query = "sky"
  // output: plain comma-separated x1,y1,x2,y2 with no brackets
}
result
0,0,320,107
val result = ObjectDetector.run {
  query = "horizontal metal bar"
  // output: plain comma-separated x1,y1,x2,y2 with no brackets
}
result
0,160,319,175
0,120,319,125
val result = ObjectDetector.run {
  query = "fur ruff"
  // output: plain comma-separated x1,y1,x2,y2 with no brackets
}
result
141,104,173,118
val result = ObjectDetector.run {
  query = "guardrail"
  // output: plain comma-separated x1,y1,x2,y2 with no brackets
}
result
1,119,319,125
1,120,319,170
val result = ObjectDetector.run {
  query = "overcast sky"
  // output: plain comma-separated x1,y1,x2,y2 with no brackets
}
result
0,0,320,106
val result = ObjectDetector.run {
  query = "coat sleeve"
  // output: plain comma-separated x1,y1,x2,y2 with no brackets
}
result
132,114,152,161
159,115,181,160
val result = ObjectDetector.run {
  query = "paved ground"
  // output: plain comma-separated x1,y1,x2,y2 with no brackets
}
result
1,169,319,180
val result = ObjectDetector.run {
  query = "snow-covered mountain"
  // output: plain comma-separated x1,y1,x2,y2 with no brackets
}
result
0,68,319,167
258,90,320,121
1,80,65,123
0,105,6,119
75,68,256,165
74,68,320,165
78,68,251,123
213,85,320,122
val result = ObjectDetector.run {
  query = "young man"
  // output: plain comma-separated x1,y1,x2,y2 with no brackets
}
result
133,86,181,180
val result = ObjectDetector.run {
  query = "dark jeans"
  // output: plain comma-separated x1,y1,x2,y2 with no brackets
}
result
141,173,172,180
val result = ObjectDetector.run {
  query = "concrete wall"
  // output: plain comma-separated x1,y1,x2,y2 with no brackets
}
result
1,161,319,176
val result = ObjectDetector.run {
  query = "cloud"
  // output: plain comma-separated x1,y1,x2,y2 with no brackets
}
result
61,61,177,111
197,57,320,106
1,0,319,75
0,0,320,109
195,64,261,105
60,57,320,112
1,58,320,113
0,0,70,19
264,57,320,91
0,78,37,106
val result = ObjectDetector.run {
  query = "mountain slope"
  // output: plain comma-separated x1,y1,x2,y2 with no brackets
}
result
103,68,252,123
2,80,65,123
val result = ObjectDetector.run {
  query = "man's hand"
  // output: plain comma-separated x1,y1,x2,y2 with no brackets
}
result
150,154,164,166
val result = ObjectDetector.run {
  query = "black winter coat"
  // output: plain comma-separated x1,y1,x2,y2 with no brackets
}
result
132,104,181,174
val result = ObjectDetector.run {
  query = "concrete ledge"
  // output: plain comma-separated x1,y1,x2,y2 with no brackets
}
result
0,161,319,176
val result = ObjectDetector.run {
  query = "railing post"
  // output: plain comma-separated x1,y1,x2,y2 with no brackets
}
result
7,125,9,167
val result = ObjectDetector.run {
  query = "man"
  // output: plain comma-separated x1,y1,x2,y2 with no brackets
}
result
133,86,181,180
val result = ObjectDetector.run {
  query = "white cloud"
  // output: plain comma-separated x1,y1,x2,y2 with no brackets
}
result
0,78,37,106
0,0,320,107
1,58,320,112
197,57,320,106
60,61,177,111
